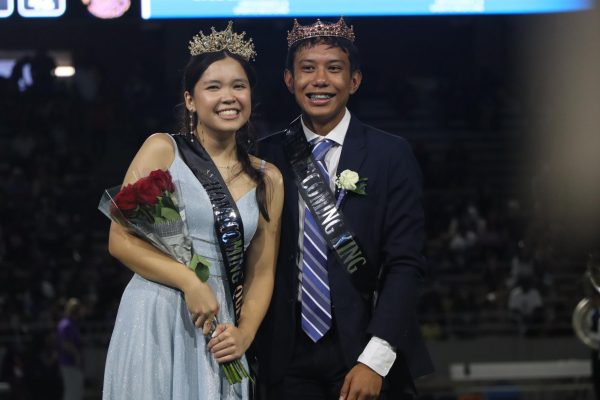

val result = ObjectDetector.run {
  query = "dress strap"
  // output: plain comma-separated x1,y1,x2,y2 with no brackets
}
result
259,159,266,172
154,132,180,159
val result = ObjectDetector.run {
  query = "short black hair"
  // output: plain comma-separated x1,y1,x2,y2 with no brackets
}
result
285,36,361,74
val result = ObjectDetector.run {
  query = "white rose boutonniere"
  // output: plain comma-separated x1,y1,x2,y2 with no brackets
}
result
335,169,367,207
336,170,360,191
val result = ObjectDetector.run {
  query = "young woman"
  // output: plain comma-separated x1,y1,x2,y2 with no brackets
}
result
103,23,283,399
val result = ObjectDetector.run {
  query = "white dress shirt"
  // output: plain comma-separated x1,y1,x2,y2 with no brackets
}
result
296,109,397,377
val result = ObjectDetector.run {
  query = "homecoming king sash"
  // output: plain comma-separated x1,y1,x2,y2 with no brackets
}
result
283,117,372,296
173,134,246,323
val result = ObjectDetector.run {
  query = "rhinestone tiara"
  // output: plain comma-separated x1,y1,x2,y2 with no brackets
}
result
188,21,257,61
287,17,356,48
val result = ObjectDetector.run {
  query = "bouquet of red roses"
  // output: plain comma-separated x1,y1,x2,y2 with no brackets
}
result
98,169,251,384
98,169,210,281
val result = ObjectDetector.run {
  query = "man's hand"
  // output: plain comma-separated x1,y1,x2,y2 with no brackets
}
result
207,324,252,364
339,363,383,400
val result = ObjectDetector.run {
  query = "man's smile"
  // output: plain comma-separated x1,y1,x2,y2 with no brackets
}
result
306,93,336,105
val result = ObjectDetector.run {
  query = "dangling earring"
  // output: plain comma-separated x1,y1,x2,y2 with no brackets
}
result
189,111,195,142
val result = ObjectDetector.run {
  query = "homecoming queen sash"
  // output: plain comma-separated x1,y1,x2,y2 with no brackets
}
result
172,134,246,323
283,117,371,296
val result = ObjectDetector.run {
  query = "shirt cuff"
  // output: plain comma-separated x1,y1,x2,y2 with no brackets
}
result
357,336,397,377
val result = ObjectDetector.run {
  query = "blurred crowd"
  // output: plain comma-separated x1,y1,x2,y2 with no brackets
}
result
0,52,142,398
0,51,135,329
417,148,580,340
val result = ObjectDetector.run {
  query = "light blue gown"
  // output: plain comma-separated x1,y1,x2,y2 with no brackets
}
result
102,136,258,399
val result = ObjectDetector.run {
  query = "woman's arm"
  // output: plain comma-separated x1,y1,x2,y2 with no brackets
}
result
108,133,219,332
208,162,284,362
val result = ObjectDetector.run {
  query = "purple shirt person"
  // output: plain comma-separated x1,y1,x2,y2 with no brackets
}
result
56,298,83,400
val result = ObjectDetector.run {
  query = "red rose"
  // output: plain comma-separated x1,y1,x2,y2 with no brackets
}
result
114,184,138,213
135,175,162,205
148,169,175,193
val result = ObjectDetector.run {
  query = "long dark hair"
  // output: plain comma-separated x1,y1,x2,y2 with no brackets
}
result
181,50,269,221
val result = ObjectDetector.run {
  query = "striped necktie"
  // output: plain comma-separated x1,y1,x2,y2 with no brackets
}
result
301,138,335,342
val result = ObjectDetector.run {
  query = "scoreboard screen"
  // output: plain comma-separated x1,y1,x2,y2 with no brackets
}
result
140,0,593,19
1,0,591,18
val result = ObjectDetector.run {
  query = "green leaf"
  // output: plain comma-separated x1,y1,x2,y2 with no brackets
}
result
354,181,367,195
195,265,209,283
160,207,181,221
189,253,211,282
153,215,166,224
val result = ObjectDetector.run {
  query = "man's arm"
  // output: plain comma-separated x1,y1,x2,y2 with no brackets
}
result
341,138,426,400
367,138,426,354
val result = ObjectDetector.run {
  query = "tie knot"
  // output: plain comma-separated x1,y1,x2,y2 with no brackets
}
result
311,139,335,161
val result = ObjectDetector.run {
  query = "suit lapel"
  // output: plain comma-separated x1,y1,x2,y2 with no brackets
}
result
328,115,366,271
336,114,367,205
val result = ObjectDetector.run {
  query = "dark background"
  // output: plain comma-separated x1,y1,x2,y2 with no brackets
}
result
1,2,598,398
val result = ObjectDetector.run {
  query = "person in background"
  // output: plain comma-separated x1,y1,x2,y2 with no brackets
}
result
508,276,543,336
57,298,84,400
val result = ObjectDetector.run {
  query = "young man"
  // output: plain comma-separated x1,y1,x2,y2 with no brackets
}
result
256,18,433,399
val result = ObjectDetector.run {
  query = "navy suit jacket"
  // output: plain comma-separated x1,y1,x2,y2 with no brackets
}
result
255,115,433,390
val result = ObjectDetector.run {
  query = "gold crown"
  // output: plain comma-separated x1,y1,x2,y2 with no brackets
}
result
287,17,355,48
188,21,257,61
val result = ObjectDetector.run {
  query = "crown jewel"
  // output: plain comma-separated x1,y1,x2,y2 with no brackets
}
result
188,21,257,61
287,17,355,48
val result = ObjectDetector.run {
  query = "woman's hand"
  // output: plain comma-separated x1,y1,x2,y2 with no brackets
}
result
182,279,220,335
207,324,253,363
